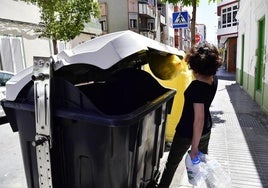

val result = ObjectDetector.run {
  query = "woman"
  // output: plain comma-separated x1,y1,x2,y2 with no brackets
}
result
158,43,223,188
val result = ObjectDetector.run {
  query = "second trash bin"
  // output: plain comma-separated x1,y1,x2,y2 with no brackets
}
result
2,30,180,188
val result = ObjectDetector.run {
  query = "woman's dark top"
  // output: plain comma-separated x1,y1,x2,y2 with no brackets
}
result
176,76,218,139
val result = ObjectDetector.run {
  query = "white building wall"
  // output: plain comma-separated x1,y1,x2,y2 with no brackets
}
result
237,0,268,81
165,3,175,47
0,0,40,24
236,0,252,75
1,0,101,71
23,38,52,67
254,0,268,84
218,0,235,6
0,0,51,71
195,24,206,44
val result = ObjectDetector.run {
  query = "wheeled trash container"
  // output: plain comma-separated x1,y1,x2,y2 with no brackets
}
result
1,31,182,188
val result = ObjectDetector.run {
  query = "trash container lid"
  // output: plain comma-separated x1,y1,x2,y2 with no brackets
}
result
54,30,184,70
5,30,184,101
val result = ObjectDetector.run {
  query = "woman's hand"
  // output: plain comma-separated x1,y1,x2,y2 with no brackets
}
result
189,148,199,159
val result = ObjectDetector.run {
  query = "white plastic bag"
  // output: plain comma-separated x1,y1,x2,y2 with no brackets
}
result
185,153,207,187
201,154,231,188
185,152,231,188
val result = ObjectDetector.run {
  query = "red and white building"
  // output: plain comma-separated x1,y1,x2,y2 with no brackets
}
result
195,24,206,45
217,0,239,72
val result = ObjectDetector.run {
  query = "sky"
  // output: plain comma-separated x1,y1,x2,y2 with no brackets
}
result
185,1,218,44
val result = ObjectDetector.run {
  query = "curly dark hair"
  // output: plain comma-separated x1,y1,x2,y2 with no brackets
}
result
185,43,223,76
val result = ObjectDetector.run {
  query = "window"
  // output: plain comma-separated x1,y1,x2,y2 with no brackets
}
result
129,13,138,29
223,14,226,24
233,10,238,26
147,22,154,30
130,19,137,29
147,19,154,30
100,20,107,31
0,36,25,73
227,12,231,23
221,3,238,28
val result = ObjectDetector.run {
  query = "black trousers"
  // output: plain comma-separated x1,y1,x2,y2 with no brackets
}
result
158,131,211,188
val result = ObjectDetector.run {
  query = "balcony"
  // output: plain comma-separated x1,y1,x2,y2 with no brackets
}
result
217,18,238,37
140,31,154,39
83,21,102,35
139,3,155,18
217,25,238,43
160,14,166,25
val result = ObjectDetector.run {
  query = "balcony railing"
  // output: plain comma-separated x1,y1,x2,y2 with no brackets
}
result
160,14,166,25
140,31,154,39
139,3,155,18
83,22,102,35
217,25,238,36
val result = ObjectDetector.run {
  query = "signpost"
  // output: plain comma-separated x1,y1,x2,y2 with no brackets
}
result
172,11,189,29
195,33,201,44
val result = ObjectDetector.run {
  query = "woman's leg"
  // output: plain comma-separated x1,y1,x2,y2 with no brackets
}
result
158,132,191,188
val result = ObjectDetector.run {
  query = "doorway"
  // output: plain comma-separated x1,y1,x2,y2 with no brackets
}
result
240,34,245,86
254,17,265,105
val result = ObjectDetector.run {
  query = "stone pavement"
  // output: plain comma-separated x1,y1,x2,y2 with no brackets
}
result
159,68,268,187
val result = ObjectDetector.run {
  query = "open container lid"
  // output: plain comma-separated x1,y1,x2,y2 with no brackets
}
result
55,30,184,70
6,30,184,101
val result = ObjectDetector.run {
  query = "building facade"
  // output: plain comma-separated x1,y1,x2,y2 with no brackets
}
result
0,0,101,73
98,0,177,47
162,2,176,47
0,0,50,72
236,0,268,114
195,24,206,45
217,0,239,72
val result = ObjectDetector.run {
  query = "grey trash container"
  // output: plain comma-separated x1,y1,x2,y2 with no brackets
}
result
1,31,182,188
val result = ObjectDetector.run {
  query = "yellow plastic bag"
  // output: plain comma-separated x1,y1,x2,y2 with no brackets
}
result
144,52,193,143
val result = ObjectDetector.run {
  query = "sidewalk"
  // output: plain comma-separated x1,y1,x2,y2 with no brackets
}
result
159,68,268,187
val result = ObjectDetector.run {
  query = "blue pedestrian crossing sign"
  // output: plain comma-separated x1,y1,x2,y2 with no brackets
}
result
173,11,189,28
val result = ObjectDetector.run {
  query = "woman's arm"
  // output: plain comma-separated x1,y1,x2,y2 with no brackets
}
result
190,103,205,159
